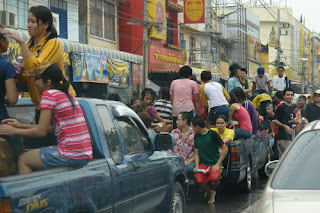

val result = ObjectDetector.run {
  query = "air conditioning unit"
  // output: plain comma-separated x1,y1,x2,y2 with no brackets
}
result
0,11,17,28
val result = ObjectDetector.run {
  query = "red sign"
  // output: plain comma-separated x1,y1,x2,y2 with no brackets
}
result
149,45,185,73
132,63,142,85
184,0,205,24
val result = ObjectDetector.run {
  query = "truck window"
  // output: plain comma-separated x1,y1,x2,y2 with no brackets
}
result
117,117,152,154
96,105,123,165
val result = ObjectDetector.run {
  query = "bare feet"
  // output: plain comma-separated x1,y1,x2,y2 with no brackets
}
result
204,191,209,198
208,190,216,204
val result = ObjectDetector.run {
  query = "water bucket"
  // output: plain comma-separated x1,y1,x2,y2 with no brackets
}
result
0,137,14,177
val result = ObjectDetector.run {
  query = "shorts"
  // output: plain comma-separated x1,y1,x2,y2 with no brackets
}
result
208,105,229,125
39,146,89,169
194,164,222,186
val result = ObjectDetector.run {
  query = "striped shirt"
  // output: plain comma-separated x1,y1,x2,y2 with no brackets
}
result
41,89,92,160
155,99,172,121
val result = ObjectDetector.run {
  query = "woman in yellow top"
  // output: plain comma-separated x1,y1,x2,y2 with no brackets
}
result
0,5,75,123
211,115,234,145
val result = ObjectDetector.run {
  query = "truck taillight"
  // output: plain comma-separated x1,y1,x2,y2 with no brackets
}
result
230,147,240,164
0,198,12,213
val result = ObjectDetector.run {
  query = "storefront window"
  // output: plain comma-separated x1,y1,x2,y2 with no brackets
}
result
6,0,28,29
167,18,174,45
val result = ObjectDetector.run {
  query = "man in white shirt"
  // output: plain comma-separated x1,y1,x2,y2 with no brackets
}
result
252,67,272,96
272,66,291,91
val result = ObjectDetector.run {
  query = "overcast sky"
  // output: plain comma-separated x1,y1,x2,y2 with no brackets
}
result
286,0,320,32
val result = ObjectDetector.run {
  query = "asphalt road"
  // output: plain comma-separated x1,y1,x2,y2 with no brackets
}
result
186,172,268,213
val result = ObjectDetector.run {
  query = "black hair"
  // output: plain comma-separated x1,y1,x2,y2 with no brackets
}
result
39,63,74,110
240,68,247,74
28,6,58,47
108,93,121,101
277,66,285,71
130,96,139,106
283,87,294,96
216,114,228,122
275,90,284,100
266,103,273,109
191,115,205,128
179,66,192,78
179,112,192,126
298,95,307,101
230,87,246,103
138,112,152,128
201,71,212,82
229,63,242,78
159,87,170,100
133,103,145,114
0,24,4,40
256,107,261,113
228,91,239,104
141,88,156,101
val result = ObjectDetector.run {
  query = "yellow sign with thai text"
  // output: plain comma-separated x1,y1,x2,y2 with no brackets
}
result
184,0,205,23
148,0,167,40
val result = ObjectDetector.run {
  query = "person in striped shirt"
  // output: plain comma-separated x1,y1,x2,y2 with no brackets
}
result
155,87,172,121
0,62,92,174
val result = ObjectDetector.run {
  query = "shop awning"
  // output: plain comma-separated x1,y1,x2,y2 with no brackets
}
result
9,29,143,64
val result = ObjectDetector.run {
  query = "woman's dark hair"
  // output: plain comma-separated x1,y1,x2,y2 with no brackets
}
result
216,114,228,122
179,66,192,78
201,71,212,82
230,87,246,103
159,87,170,100
179,112,192,126
39,63,74,110
141,88,156,101
28,6,58,47
191,115,205,128
240,68,247,74
138,112,152,128
229,63,241,78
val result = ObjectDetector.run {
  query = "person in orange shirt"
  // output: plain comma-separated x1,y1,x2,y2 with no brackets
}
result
0,5,75,123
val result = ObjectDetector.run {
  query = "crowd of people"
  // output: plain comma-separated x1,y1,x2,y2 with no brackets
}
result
1,4,320,205
123,64,320,204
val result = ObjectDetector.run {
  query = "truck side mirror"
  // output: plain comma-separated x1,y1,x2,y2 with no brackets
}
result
265,160,278,177
154,133,173,151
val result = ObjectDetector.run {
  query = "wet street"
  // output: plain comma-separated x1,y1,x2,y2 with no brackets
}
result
186,172,268,213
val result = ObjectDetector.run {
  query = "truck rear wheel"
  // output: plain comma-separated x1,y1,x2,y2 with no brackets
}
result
168,182,186,213
240,161,252,193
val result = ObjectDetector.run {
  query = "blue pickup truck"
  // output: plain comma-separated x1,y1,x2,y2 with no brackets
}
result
221,132,271,193
2,98,188,213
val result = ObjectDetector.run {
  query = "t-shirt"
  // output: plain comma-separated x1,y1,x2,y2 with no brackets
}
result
211,128,234,142
253,73,270,91
147,106,157,121
41,89,92,160
171,127,195,162
232,103,253,133
0,58,16,121
240,78,249,90
154,99,172,121
274,103,294,141
194,130,224,165
200,81,229,109
272,75,287,91
227,77,242,93
170,78,199,117
304,103,320,123
242,100,259,135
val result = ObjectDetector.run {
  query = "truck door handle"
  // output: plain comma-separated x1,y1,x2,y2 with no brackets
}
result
133,162,140,171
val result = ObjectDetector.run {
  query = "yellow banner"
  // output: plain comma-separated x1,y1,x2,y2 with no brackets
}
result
148,0,167,40
107,59,130,88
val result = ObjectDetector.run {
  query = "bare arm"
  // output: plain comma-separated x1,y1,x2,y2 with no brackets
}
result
193,148,200,172
216,144,228,166
252,82,256,95
193,94,201,115
267,81,272,95
223,137,232,144
5,78,18,105
0,110,52,137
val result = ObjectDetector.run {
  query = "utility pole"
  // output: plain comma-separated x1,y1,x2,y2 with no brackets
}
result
276,8,281,67
206,0,212,72
142,0,149,89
